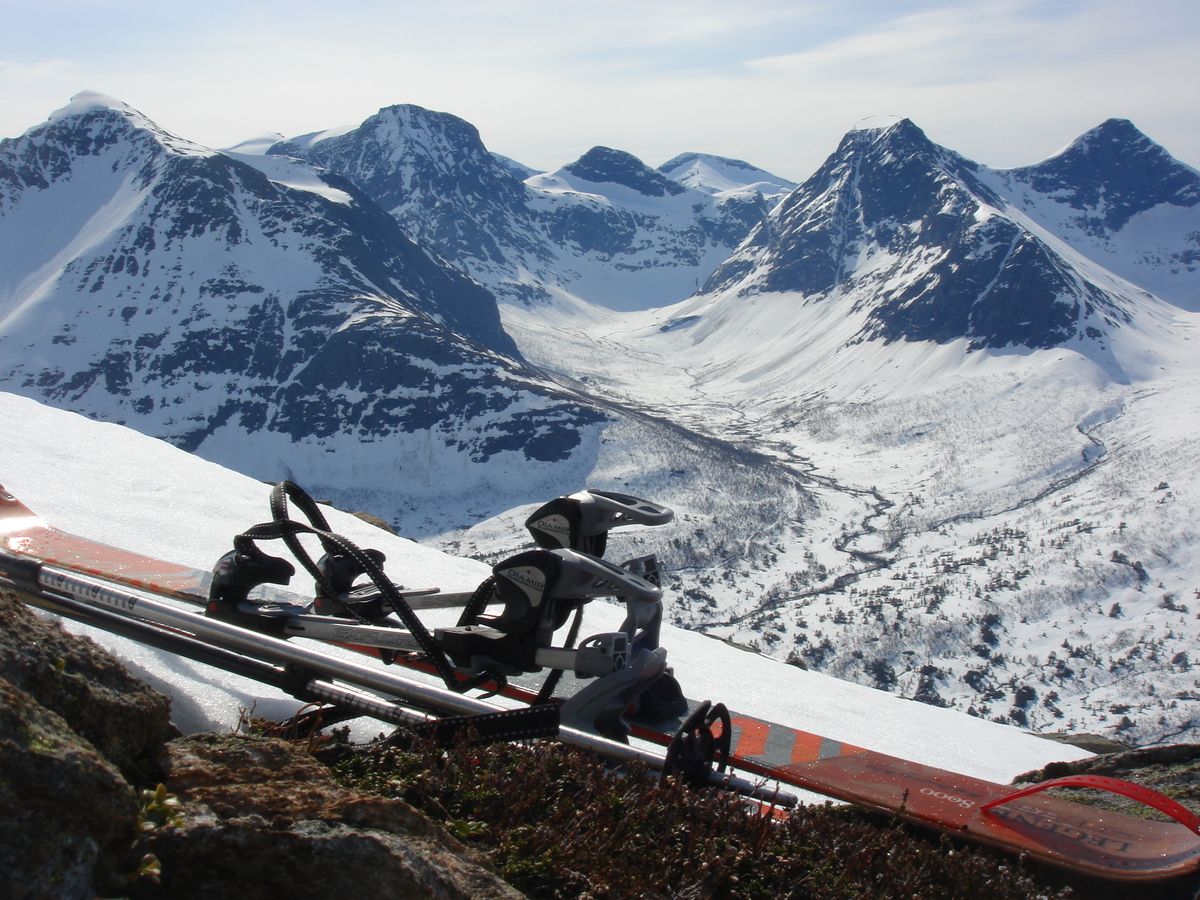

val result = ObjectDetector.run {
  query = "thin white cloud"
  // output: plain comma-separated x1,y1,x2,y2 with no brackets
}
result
1,0,1196,181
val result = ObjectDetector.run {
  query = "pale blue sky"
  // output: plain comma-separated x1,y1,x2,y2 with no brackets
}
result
2,0,1197,180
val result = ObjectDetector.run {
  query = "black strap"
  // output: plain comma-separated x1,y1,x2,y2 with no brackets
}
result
269,481,340,599
234,516,466,691
455,575,497,627
257,482,511,694
457,568,585,706
460,573,583,706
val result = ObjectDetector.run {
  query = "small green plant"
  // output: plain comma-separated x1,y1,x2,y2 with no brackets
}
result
138,783,183,833
123,785,182,888
133,852,163,885
446,818,489,841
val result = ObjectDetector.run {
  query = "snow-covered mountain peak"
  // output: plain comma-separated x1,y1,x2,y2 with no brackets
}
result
222,132,286,155
835,117,968,176
848,115,919,141
268,101,531,274
696,116,1149,357
35,91,214,159
658,151,797,200
1058,117,1162,161
978,120,1200,310
274,103,511,185
270,124,357,153
561,146,686,198
363,104,491,162
1003,118,1200,233
45,91,133,123
846,113,905,132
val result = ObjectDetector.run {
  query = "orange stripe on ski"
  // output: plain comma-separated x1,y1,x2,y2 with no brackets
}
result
789,731,827,763
729,714,867,766
730,716,771,758
788,731,865,764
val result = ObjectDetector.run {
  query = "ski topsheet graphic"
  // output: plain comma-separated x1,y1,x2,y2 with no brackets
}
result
3,481,1199,882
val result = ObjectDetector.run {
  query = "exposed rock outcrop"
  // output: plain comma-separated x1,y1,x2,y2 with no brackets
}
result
0,588,521,899
135,733,522,899
0,585,176,776
0,672,139,898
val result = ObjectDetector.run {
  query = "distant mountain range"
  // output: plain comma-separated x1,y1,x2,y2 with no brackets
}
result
3,95,1196,500
265,102,1197,342
698,118,1197,350
268,104,784,310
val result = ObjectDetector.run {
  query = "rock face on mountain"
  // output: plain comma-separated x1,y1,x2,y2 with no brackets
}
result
272,104,546,280
1006,118,1199,234
272,105,768,310
703,119,1153,351
0,94,605,506
565,146,688,198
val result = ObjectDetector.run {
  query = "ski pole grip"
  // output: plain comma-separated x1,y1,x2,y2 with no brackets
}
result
982,774,1200,835
0,548,44,591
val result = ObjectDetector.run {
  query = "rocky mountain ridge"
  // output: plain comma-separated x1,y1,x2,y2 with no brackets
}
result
697,118,1172,354
271,103,771,310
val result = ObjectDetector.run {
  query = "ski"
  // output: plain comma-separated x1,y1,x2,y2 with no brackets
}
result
3,482,1200,881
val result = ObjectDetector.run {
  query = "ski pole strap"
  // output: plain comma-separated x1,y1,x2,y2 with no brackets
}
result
455,575,497,627
982,774,1200,835
270,480,334,533
662,700,732,787
269,481,339,598
234,518,464,691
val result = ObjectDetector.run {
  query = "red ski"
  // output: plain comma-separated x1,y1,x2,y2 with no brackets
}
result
3,482,1199,883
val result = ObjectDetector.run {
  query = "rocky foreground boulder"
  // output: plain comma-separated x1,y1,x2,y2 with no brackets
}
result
0,587,521,899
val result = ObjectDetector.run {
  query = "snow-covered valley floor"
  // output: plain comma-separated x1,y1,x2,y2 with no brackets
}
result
493,294,1200,747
